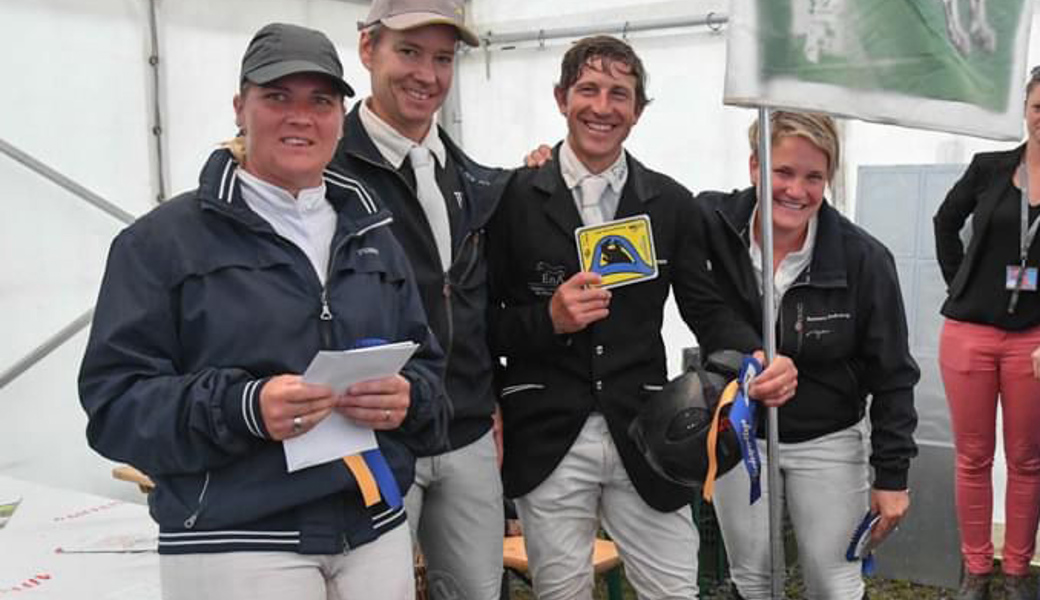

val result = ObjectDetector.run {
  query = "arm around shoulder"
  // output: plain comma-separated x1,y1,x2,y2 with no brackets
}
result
673,189,761,353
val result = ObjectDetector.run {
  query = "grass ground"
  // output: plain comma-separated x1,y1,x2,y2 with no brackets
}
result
500,505,1038,599
506,565,1036,599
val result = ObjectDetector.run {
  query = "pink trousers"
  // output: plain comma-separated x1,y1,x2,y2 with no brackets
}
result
939,318,1040,575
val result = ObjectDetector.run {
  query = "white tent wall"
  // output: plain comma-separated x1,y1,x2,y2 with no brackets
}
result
0,0,371,501
1,0,1038,512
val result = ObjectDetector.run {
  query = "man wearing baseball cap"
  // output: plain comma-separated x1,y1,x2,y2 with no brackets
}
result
331,2,509,599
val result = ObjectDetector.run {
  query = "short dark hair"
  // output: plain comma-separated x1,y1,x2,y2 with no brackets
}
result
556,35,650,112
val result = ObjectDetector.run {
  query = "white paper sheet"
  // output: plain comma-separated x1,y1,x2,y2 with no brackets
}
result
283,341,419,472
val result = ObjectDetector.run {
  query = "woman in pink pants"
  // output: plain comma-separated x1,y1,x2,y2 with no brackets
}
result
935,67,1040,600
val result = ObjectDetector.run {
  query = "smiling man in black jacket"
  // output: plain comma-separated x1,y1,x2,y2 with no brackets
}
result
488,36,797,600
329,1,511,598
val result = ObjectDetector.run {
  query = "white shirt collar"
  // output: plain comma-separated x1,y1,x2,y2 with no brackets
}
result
559,139,628,193
359,99,446,169
237,169,327,213
748,203,819,300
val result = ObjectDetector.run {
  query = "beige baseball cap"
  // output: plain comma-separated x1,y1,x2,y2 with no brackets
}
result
358,0,479,47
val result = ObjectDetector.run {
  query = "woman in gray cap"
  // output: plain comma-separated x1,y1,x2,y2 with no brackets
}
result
79,22,446,599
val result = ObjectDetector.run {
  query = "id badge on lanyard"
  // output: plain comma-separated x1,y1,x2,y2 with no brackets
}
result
1008,163,1040,314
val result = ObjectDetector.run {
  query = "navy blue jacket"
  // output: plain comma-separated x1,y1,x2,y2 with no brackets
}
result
79,149,447,554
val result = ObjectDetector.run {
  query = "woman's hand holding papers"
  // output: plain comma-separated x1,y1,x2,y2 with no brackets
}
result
260,375,338,440
338,374,411,430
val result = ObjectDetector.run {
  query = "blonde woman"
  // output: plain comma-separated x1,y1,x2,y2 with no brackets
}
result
698,111,919,600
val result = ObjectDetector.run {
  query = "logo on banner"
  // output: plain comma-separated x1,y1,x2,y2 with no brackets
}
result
724,0,1034,140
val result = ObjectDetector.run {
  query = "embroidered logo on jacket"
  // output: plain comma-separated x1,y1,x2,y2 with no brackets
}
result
529,261,567,297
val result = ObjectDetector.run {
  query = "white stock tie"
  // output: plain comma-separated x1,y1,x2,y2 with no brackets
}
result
409,146,452,271
579,175,609,226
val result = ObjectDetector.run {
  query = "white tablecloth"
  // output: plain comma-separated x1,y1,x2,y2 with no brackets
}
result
0,475,160,599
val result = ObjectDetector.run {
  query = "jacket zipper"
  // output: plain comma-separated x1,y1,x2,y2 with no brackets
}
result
795,301,805,355
352,150,467,364
319,218,393,348
442,274,454,365
777,283,809,356
183,471,211,529
320,288,335,348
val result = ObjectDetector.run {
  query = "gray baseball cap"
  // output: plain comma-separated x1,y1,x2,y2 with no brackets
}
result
358,0,479,47
240,23,355,97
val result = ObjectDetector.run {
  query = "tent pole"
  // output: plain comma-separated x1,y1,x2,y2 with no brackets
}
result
0,136,135,225
756,107,784,599
472,12,727,49
0,309,94,392
147,0,168,203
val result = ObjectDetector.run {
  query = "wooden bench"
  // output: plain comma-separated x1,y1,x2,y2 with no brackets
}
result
112,465,154,494
502,535,623,599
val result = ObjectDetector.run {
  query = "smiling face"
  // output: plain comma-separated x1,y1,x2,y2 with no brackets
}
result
360,24,457,143
555,58,642,174
233,73,344,195
750,135,829,243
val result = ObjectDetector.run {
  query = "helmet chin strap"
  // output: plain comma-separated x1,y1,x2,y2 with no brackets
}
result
702,379,740,502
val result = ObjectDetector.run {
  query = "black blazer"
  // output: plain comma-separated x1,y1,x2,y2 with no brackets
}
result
934,145,1025,315
332,104,513,450
487,147,760,512
698,188,919,490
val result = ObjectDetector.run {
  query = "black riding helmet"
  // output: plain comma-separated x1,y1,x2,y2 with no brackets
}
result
628,350,745,488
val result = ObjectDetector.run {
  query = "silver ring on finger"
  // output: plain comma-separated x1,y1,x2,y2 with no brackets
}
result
383,409,391,422
292,415,303,433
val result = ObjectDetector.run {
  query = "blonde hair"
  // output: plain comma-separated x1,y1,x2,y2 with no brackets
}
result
221,135,247,163
748,111,840,182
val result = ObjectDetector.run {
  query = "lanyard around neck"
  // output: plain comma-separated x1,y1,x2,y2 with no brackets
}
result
1007,162,1040,313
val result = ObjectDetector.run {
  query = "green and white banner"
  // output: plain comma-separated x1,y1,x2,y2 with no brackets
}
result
725,0,1033,140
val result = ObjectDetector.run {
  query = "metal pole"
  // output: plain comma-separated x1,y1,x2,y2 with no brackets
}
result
147,0,168,203
0,309,94,391
756,107,784,599
475,12,726,49
0,136,135,225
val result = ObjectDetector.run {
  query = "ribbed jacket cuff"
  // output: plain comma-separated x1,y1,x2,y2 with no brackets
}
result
223,378,271,439
872,467,908,491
